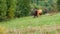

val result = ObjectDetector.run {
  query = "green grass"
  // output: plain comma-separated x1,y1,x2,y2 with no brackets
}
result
0,13,60,29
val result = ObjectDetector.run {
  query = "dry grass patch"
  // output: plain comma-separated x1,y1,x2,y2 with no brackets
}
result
1,25,60,34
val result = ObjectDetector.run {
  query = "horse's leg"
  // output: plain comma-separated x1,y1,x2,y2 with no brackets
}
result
33,14,36,18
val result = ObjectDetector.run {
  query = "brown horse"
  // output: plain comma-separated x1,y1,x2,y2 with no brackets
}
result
33,9,42,18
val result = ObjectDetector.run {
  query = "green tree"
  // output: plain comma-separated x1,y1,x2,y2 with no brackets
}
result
57,0,60,11
7,0,16,18
44,0,57,12
0,0,7,21
16,0,31,17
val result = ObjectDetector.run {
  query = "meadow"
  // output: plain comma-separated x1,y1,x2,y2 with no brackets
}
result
0,13,60,34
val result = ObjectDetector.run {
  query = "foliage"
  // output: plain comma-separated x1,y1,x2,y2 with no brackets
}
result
57,0,60,11
16,0,31,17
31,0,57,12
7,0,16,18
0,0,7,21
0,0,59,21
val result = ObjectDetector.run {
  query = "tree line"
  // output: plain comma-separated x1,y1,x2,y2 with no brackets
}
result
0,0,60,21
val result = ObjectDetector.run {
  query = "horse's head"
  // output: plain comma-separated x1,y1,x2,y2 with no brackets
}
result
37,9,42,15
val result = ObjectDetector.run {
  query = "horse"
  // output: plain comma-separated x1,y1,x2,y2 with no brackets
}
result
37,9,42,16
31,9,42,18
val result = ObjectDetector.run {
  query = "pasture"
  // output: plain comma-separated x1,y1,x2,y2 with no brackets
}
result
0,13,60,34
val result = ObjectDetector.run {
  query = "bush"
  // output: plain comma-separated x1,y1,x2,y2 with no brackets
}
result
15,11,21,18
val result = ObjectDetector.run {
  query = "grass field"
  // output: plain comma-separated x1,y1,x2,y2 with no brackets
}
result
0,13,60,34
